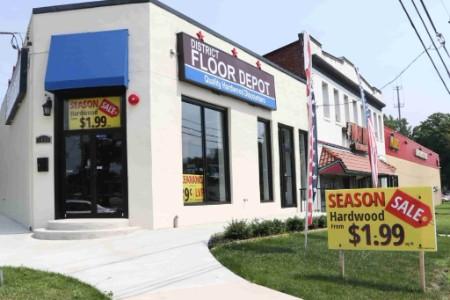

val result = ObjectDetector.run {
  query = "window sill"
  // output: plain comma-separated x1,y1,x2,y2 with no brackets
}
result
184,201,231,206
260,200,275,203
281,204,297,209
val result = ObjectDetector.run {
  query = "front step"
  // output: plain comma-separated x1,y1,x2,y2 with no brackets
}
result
32,219,139,240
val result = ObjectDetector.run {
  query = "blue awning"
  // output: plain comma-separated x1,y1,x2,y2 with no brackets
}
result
45,29,128,91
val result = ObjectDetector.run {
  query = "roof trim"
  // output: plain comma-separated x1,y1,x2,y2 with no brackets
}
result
32,0,306,84
32,0,149,14
313,54,385,109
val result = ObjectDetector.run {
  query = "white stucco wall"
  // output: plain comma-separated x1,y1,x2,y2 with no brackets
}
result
28,2,152,229
149,3,309,228
309,35,386,159
0,80,32,228
313,68,386,157
2,1,316,230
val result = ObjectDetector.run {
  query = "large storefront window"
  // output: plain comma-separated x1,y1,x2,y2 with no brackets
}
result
258,119,273,202
182,98,229,204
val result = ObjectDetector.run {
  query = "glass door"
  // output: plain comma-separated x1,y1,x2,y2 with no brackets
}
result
59,95,127,218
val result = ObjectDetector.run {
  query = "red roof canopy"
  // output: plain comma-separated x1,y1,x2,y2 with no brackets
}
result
319,147,396,176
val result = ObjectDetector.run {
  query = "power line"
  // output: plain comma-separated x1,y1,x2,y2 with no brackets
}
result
398,0,450,94
438,0,450,21
419,0,450,58
410,0,450,77
380,46,431,89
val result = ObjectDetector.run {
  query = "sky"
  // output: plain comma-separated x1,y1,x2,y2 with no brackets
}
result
1,0,449,126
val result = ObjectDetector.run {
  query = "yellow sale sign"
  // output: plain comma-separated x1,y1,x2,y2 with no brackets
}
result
67,96,121,130
183,174,204,203
326,187,437,251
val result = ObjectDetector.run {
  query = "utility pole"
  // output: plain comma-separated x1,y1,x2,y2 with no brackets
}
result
394,85,404,122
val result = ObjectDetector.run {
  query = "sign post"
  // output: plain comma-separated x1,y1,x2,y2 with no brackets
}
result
339,250,345,279
326,187,437,291
419,251,426,292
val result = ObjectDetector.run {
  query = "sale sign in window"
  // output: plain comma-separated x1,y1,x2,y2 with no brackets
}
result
67,97,121,130
326,187,437,251
183,174,204,203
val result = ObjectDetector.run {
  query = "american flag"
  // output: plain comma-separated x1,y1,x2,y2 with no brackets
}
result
303,32,319,229
355,68,379,188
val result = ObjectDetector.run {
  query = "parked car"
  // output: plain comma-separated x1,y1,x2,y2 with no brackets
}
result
443,193,450,202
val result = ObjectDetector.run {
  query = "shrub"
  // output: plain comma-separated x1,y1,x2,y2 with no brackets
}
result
223,219,251,240
318,215,327,228
271,219,286,235
252,219,272,237
248,219,262,237
285,216,304,232
208,233,227,249
312,216,320,229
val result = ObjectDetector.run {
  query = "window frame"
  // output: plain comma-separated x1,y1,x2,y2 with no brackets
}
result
278,123,297,208
333,88,341,123
321,82,331,119
182,96,231,205
298,129,308,212
257,118,274,203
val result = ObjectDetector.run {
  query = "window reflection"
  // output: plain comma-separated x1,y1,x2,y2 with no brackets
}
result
182,100,229,204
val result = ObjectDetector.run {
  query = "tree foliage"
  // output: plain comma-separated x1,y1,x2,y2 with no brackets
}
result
412,113,450,191
383,114,412,137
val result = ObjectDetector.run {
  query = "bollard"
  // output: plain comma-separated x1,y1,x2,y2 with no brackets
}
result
173,215,179,228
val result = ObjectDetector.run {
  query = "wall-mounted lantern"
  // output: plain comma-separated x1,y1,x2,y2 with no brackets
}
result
42,96,52,116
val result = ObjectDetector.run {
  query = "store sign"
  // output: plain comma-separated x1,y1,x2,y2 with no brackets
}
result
4,49,28,125
177,32,277,110
415,149,428,160
326,187,436,251
67,96,121,130
389,135,400,150
183,174,204,203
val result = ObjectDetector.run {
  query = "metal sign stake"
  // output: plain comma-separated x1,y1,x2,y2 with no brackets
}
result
339,250,345,279
419,251,426,292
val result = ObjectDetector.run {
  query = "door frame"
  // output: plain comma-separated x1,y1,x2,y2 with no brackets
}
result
54,87,128,219
278,123,297,208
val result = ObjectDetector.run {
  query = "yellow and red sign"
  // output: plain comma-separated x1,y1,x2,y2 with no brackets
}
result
183,174,204,203
67,96,121,130
326,187,437,251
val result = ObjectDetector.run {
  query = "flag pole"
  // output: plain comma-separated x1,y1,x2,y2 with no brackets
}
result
302,32,319,250
355,67,379,188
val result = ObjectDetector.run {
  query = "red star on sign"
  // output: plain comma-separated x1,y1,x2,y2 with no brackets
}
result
231,47,238,57
196,31,205,42
256,60,261,70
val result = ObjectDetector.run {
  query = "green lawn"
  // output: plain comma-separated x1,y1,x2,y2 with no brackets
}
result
0,267,110,300
436,202,450,235
212,232,450,300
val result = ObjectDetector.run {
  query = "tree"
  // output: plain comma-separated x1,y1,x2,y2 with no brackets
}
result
383,114,412,137
412,113,450,191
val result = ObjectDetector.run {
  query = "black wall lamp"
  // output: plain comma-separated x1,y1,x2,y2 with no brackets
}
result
42,96,52,116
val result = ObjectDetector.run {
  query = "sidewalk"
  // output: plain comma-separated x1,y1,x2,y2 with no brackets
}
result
0,214,299,299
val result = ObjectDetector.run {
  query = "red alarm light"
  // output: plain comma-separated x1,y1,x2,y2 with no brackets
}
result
128,93,139,105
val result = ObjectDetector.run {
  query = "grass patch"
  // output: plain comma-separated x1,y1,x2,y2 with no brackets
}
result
212,232,450,300
0,266,110,300
436,202,450,235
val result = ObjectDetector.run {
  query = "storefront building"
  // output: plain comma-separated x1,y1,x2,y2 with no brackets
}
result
265,34,397,211
0,0,317,230
384,126,442,205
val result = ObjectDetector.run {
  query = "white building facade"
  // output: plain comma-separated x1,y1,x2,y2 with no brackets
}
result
265,34,396,212
0,0,316,231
